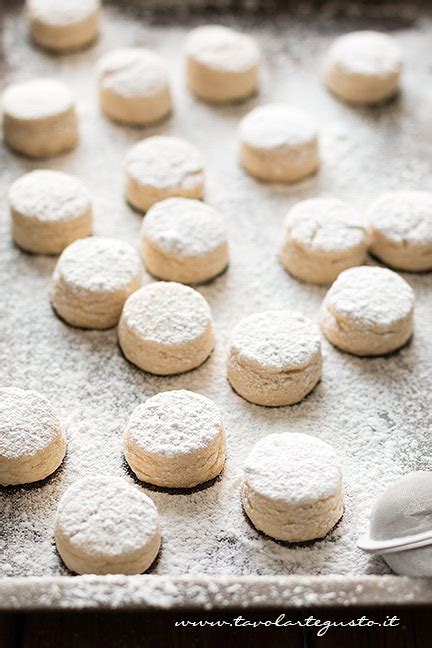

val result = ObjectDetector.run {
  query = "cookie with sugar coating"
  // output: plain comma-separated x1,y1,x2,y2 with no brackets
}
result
54,476,160,575
51,237,142,329
320,266,414,356
118,282,214,375
98,48,172,125
26,0,100,52
124,136,204,213
2,78,78,158
324,30,402,105
280,198,367,284
9,170,92,255
124,390,226,488
367,191,432,272
140,197,229,284
242,432,344,542
239,104,319,183
227,310,322,407
185,24,260,103
0,387,66,486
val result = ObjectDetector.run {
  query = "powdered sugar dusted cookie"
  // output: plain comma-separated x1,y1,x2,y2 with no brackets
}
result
98,48,172,125
51,237,142,329
321,266,414,356
239,104,319,183
325,30,402,104
2,78,78,158
140,198,229,284
124,136,204,212
9,170,92,255
227,310,322,407
54,476,160,575
119,282,214,375
367,191,432,272
242,432,344,542
280,198,367,284
0,388,66,486
124,390,226,488
26,0,100,52
185,24,259,103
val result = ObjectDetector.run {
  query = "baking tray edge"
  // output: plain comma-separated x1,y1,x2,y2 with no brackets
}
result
1,575,432,610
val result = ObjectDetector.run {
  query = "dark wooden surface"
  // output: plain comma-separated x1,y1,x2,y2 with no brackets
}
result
0,607,430,647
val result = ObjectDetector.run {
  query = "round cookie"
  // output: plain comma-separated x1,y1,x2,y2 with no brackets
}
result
124,136,204,213
98,48,172,126
51,237,142,329
227,310,322,407
140,198,229,284
367,191,432,272
118,281,214,375
2,78,78,158
185,24,259,103
124,390,226,488
324,30,402,105
239,104,319,183
26,0,100,52
0,387,66,486
280,198,367,285
9,170,92,255
54,476,160,575
320,266,414,356
242,432,344,542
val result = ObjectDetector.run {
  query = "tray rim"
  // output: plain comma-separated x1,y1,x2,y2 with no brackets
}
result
1,575,432,610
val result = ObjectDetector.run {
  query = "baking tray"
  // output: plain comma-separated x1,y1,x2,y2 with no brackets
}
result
1,0,432,610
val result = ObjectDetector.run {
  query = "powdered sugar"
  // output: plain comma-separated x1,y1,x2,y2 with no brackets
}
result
121,282,212,345
239,104,317,149
142,198,227,256
98,48,169,98
9,170,90,223
53,237,141,294
323,266,415,330
284,198,366,253
230,311,321,371
1,0,431,601
0,388,63,459
2,78,74,120
125,390,223,457
367,191,432,246
55,476,159,556
185,24,259,72
27,0,100,27
327,30,402,77
244,432,342,504
125,136,203,190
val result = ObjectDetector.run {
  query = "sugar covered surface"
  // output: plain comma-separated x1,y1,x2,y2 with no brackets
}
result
143,198,227,256
9,170,90,223
126,390,223,456
55,476,158,557
27,0,100,27
125,136,203,189
230,311,321,371
1,1,432,596
0,388,62,458
98,48,169,98
185,25,259,72
240,104,317,149
324,266,414,329
54,237,141,294
243,432,342,505
121,282,211,344
285,198,366,253
2,78,74,120
368,190,432,245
